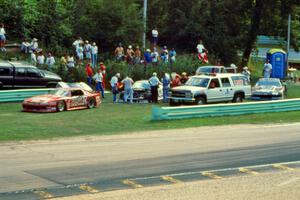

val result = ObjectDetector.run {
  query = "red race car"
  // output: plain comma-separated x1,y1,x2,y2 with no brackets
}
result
23,87,101,112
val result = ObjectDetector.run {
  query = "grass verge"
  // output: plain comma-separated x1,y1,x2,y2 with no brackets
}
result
0,92,300,142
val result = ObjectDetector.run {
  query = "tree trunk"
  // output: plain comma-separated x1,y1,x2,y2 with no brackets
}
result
241,0,264,69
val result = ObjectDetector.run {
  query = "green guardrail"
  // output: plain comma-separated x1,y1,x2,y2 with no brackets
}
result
0,89,53,103
152,99,300,120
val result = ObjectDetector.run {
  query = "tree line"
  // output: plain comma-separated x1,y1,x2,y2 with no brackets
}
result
0,0,299,68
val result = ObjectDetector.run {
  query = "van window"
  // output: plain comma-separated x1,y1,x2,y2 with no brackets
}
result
231,76,248,86
0,67,12,76
221,78,231,87
209,78,221,88
27,68,41,77
16,68,27,77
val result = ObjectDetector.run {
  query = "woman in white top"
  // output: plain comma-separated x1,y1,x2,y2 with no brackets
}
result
0,23,6,51
37,52,45,66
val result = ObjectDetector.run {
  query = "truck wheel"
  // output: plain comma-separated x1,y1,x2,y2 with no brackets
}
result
87,98,96,109
195,97,206,105
233,94,243,103
56,101,66,112
169,99,180,106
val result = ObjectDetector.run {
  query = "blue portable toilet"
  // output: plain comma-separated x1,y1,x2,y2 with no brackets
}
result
266,49,287,79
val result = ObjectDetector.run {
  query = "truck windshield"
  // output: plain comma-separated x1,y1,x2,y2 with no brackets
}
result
185,77,209,87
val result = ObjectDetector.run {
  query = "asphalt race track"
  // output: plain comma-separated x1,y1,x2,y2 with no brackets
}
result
0,123,300,200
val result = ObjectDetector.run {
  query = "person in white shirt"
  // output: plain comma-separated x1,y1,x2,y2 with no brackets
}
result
72,36,83,49
151,48,159,66
149,72,162,103
152,28,158,46
21,39,30,53
76,43,84,65
67,55,75,73
122,76,134,103
84,40,92,60
31,51,37,65
242,66,251,83
30,38,39,52
37,52,45,66
263,59,272,78
0,23,6,51
91,42,98,68
110,73,120,103
93,70,104,98
46,53,55,69
197,39,209,63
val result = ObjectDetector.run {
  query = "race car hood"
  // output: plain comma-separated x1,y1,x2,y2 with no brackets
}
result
252,85,281,93
24,94,62,103
172,86,205,94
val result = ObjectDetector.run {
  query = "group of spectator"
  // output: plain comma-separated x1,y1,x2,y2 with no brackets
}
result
114,43,177,66
106,71,191,104
72,37,98,68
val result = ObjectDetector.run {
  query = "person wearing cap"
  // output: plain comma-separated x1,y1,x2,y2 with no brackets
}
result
110,73,120,103
160,46,169,63
91,42,98,68
46,52,55,70
161,72,170,103
242,66,251,83
114,42,124,62
84,40,92,61
85,63,93,87
144,49,152,64
126,45,135,64
93,69,105,98
263,59,272,78
30,38,39,52
134,46,142,64
149,72,162,103
99,62,107,89
121,76,134,103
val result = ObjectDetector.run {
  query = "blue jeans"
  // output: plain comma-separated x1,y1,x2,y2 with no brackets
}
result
92,54,97,68
264,72,271,78
96,82,104,98
111,86,118,102
87,76,92,87
124,88,133,103
163,87,169,103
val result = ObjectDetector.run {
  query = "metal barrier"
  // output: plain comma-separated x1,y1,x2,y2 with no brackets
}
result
152,99,300,120
0,89,53,103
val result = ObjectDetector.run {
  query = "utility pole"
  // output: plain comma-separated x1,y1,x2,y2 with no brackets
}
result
286,14,291,70
143,0,148,50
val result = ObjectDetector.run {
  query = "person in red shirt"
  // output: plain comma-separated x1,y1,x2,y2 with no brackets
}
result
171,74,182,88
99,62,107,89
86,63,93,87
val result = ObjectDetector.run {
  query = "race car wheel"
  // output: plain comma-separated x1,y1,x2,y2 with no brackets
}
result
195,97,206,105
57,101,66,112
233,94,243,103
88,98,96,109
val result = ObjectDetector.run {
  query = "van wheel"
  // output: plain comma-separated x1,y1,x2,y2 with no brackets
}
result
169,99,180,106
87,98,96,109
195,97,206,105
56,101,66,112
233,94,243,103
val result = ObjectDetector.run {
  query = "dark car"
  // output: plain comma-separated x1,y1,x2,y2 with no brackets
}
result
119,80,163,102
0,61,62,89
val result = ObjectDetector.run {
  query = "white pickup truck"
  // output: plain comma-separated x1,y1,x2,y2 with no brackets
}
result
169,73,251,106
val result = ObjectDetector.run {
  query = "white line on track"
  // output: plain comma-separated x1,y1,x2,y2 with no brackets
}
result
130,160,300,181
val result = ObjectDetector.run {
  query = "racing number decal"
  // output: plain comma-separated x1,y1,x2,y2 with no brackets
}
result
70,96,86,107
